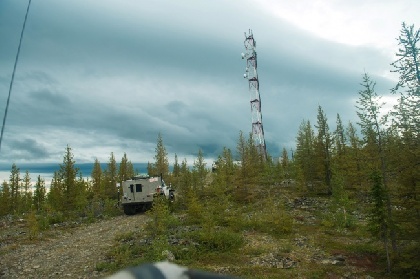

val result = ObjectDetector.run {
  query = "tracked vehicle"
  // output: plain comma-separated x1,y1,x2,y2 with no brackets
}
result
121,175,174,215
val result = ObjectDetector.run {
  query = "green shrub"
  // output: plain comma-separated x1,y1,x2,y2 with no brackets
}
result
27,211,39,239
143,235,170,262
393,243,420,278
344,241,380,255
189,227,243,253
185,190,204,225
321,208,355,230
172,245,199,263
145,197,179,237
114,231,136,242
47,211,65,225
103,199,122,217
237,196,294,237
37,214,50,230
243,211,293,236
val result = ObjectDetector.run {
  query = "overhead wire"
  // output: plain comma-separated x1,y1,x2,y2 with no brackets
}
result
0,0,32,154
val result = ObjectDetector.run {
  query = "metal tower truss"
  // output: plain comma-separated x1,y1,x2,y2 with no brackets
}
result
242,30,267,160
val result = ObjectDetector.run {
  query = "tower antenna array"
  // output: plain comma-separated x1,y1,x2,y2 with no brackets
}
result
241,29,267,160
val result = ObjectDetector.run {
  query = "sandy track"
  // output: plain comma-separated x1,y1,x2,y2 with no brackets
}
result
0,214,148,279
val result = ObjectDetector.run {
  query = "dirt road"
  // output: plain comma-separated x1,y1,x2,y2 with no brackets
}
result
0,214,148,279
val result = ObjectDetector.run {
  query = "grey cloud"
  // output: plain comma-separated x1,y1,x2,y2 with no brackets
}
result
21,71,58,85
6,87,73,127
165,101,188,115
7,138,50,160
30,89,70,106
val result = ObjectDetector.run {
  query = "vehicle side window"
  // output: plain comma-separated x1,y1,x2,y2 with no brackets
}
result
136,184,142,192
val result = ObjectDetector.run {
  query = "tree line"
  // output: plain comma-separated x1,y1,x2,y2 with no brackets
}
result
0,147,136,217
292,22,419,274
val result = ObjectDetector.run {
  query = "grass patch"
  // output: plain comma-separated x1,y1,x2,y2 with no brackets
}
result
344,241,381,255
188,227,244,253
95,181,406,278
114,231,136,242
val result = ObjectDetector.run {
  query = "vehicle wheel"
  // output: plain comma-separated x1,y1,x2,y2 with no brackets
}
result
123,205,136,215
145,203,152,211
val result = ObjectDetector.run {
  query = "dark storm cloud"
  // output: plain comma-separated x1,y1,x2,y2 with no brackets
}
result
21,71,58,86
1,0,242,79
7,138,49,160
30,89,70,106
165,101,188,115
6,87,72,127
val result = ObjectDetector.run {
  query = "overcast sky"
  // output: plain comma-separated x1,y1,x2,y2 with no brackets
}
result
0,0,419,167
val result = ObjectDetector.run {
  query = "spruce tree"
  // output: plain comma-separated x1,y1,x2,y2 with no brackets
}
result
104,152,118,200
356,73,388,176
391,22,419,95
332,114,348,186
21,170,32,213
247,131,263,178
295,120,316,190
234,132,261,202
118,153,134,186
218,147,235,186
117,153,134,204
211,147,235,199
91,158,103,199
329,170,353,229
152,133,169,178
173,154,180,177
177,158,191,205
9,164,20,214
281,147,290,182
390,23,420,274
47,171,64,212
369,171,392,273
356,73,397,254
345,122,363,189
58,145,79,212
75,173,88,211
33,175,46,212
170,153,180,187
147,162,154,176
391,23,419,136
0,181,11,215
314,105,333,195
235,131,249,200
334,114,346,157
192,149,207,191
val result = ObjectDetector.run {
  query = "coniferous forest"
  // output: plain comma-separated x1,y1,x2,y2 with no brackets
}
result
0,23,419,278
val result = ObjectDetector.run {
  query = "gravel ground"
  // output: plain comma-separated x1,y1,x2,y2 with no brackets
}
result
0,214,148,279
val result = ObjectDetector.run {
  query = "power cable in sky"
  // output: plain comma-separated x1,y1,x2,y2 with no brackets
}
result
0,0,32,155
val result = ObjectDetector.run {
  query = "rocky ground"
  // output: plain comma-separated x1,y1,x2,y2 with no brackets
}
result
0,190,381,279
0,214,148,279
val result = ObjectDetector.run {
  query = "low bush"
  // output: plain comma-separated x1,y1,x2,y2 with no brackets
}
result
188,227,243,253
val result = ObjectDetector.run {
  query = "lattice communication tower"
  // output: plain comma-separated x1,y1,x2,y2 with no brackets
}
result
241,30,267,160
